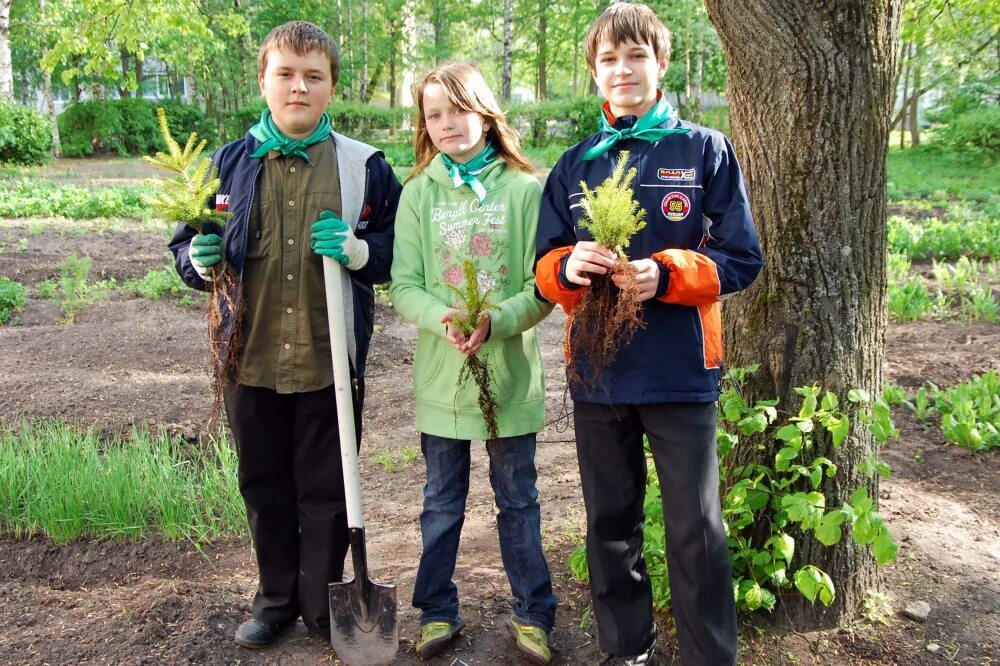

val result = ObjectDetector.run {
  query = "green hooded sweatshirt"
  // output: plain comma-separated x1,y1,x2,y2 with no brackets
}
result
390,154,554,440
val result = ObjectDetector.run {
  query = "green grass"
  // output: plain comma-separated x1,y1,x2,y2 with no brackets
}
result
0,421,245,544
887,147,1000,204
371,444,420,473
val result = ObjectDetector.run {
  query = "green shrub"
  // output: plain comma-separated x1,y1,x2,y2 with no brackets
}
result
0,277,27,324
0,179,151,219
0,101,52,165
569,367,899,613
931,106,1000,160
58,99,216,157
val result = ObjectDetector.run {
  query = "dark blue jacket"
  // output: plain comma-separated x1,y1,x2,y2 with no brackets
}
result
169,130,401,379
535,113,763,404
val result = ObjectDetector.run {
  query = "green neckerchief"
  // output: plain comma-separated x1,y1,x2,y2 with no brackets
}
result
581,92,689,161
249,109,331,163
440,142,498,203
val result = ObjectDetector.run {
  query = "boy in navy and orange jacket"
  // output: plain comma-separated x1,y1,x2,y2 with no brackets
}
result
534,4,762,665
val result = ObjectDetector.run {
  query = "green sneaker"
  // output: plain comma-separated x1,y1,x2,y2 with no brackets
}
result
506,618,552,665
415,620,464,659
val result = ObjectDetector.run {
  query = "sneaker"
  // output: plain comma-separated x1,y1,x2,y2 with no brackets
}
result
415,619,464,659
506,618,552,665
599,642,656,665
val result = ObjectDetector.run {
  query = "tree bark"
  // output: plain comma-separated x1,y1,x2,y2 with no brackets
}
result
908,44,921,146
39,0,60,157
898,42,911,150
704,0,902,627
359,0,369,103
0,0,14,101
536,0,547,101
501,0,513,103
691,33,704,124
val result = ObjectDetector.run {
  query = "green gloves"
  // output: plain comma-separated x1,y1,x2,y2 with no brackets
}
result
190,233,223,281
310,210,369,270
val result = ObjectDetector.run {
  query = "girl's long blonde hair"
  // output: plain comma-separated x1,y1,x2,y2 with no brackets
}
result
408,62,534,182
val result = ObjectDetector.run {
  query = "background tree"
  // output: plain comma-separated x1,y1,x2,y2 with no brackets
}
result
1,0,13,100
704,0,904,626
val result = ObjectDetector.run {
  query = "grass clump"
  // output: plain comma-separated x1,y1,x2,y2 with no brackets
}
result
569,149,646,391
448,259,500,441
0,421,244,544
0,277,26,324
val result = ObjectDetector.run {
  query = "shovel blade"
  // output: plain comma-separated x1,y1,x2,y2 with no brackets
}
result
329,577,398,665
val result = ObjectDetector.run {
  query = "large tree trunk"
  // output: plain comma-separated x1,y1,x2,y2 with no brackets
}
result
0,0,13,101
501,0,513,103
705,0,902,626
908,44,921,147
359,0,369,103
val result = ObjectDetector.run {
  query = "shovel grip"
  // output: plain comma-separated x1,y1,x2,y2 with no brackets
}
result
322,256,365,529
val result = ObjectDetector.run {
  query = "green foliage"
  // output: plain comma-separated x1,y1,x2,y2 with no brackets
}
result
0,421,244,543
931,106,1000,160
888,276,942,322
934,372,1000,452
122,257,192,302
887,148,999,205
889,213,1000,261
0,101,52,166
371,445,420,473
0,179,151,219
508,97,601,147
446,259,494,334
0,277,27,325
932,257,999,323
58,99,216,157
143,108,228,234
862,589,894,625
578,150,647,255
48,255,114,323
568,368,900,614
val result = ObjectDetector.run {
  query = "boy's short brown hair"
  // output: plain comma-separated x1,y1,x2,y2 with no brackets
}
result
584,3,671,71
258,21,340,85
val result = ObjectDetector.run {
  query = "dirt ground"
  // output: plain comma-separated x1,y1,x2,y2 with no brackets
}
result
0,206,998,665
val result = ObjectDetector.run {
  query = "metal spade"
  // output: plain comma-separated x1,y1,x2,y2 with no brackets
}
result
322,256,398,665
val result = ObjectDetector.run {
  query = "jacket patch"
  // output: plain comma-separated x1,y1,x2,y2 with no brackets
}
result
356,203,371,229
658,168,696,181
662,192,691,222
215,194,230,211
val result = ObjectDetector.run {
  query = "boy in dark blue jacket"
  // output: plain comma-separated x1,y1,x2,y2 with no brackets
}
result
169,21,401,649
535,4,762,665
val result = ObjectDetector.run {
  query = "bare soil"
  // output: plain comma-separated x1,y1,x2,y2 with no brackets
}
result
1,202,998,665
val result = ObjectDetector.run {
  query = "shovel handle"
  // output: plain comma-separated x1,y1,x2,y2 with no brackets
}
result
322,256,364,530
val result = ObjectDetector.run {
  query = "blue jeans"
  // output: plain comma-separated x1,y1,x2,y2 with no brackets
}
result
412,432,556,632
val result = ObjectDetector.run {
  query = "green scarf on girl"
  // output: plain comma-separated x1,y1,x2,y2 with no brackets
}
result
249,109,332,163
440,142,498,204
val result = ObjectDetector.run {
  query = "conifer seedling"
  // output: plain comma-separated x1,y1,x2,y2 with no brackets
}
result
448,259,500,441
569,149,646,392
145,108,243,420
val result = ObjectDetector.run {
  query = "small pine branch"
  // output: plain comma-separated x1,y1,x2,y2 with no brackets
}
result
447,259,495,334
143,108,229,234
578,149,646,256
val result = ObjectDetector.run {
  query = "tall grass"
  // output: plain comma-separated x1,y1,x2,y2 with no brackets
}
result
0,422,244,544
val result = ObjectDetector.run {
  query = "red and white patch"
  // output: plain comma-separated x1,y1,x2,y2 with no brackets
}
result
215,194,230,212
658,167,696,181
662,192,691,222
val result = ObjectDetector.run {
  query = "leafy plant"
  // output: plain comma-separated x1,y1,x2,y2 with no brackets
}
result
568,368,900,614
46,255,114,323
0,101,52,166
567,149,647,392
933,372,1000,452
447,259,499,441
371,445,420,473
0,179,151,219
0,277,27,324
888,277,941,322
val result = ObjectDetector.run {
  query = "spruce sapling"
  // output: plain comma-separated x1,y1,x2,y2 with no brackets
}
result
569,149,646,392
145,108,244,420
447,259,500,441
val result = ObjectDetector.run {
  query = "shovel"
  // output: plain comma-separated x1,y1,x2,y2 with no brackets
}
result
322,255,398,665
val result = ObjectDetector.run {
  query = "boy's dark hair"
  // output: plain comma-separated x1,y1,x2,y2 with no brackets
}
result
258,21,340,86
584,3,671,71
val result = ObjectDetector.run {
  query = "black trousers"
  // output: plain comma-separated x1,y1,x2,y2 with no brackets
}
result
224,380,363,637
574,401,737,665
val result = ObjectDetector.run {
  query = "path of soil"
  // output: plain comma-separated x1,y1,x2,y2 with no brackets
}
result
0,217,998,665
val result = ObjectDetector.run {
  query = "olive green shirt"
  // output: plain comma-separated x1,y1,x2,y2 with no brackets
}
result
238,139,343,393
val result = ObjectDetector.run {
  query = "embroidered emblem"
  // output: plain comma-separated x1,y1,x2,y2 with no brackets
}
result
215,194,230,211
356,204,371,229
662,192,691,222
657,168,696,181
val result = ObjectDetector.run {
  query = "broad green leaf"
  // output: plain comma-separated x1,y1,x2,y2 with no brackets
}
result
816,510,846,546
800,393,817,419
739,412,769,435
794,565,835,606
848,388,871,403
722,392,745,422
821,391,839,411
872,529,900,565
744,582,764,610
775,424,802,442
775,446,798,471
832,415,850,447
772,533,794,562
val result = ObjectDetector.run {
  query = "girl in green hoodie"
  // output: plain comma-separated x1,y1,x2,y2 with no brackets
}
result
389,62,556,663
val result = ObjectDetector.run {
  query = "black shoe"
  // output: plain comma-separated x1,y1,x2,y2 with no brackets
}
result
599,643,656,665
234,618,293,649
